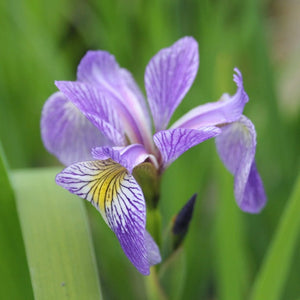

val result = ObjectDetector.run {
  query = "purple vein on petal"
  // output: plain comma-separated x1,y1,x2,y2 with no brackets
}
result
55,81,125,146
171,68,249,129
76,50,154,152
154,126,221,169
56,159,161,274
215,116,266,213
41,92,109,165
145,36,199,131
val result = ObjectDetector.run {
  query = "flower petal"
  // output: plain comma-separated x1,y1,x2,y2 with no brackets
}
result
55,81,125,146
56,159,160,274
215,116,266,213
41,92,109,165
144,230,161,265
76,51,153,151
171,68,249,129
92,144,158,173
153,127,221,169
145,37,199,131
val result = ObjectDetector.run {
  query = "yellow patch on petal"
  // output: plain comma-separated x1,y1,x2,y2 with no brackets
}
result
85,159,127,213
56,158,145,231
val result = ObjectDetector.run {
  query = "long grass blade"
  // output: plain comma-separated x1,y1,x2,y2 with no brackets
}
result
13,167,102,300
214,157,249,300
0,144,33,299
250,172,300,300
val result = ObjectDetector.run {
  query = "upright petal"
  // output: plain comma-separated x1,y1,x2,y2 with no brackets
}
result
215,116,266,213
55,81,125,146
153,127,221,169
145,37,199,131
56,159,161,275
76,51,153,151
41,92,109,165
171,68,249,129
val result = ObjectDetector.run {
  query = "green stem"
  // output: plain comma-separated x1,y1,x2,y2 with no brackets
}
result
250,172,300,300
147,208,162,248
144,267,167,300
145,207,165,299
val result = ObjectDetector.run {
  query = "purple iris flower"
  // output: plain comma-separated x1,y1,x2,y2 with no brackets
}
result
41,36,266,275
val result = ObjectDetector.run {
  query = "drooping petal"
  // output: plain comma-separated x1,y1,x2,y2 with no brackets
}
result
92,144,158,173
144,230,161,266
215,116,266,213
76,51,153,151
145,36,199,131
153,127,221,169
41,92,109,165
55,81,125,146
56,159,161,275
171,68,249,129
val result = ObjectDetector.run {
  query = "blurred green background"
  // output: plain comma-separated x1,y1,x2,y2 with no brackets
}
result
0,0,299,299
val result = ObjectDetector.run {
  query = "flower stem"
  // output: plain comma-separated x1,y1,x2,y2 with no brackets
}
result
147,208,162,248
250,172,300,300
144,266,167,300
145,208,165,299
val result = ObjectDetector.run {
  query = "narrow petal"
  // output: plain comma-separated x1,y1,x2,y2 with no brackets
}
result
215,116,266,213
55,81,125,146
145,37,199,131
171,68,249,129
41,92,109,165
153,127,221,169
56,159,160,274
77,51,149,121
76,51,153,151
120,68,152,129
92,144,158,173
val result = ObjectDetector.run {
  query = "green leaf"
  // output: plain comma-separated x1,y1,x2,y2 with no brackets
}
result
214,156,249,300
158,248,186,300
250,172,300,300
0,144,33,299
13,167,102,300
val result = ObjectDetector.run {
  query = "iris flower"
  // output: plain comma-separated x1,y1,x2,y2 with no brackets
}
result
41,36,266,275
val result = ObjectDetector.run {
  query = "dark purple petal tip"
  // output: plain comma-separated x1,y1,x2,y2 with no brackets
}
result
238,162,266,213
172,193,197,236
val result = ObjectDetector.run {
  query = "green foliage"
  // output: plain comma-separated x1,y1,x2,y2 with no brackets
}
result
0,0,299,299
13,168,103,299
250,173,300,300
213,156,250,300
0,144,33,299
